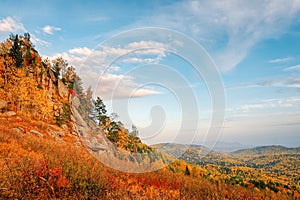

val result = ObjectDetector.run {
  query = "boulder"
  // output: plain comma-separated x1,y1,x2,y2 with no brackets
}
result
12,128,21,133
5,111,16,117
72,96,80,109
61,124,68,131
54,110,60,117
0,100,7,110
58,79,69,99
30,129,44,137
13,127,24,133
50,130,65,137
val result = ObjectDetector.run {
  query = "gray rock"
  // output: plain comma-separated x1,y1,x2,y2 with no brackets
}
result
72,96,80,109
58,79,69,99
72,107,88,137
50,130,65,137
13,127,24,133
54,110,60,117
70,114,75,122
0,100,7,110
5,111,16,117
12,128,21,133
61,124,68,131
30,129,44,137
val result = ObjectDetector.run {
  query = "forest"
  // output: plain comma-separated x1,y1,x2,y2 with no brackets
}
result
0,33,299,199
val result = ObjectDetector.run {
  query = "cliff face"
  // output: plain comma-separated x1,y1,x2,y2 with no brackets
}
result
0,33,166,173
0,34,77,133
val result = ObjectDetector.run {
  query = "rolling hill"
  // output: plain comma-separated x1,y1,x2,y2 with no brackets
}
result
154,142,300,195
0,33,299,199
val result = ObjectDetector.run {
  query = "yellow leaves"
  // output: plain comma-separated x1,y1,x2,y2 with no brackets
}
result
0,66,54,122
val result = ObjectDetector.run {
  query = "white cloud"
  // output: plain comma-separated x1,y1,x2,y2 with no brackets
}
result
284,64,300,71
58,40,169,69
0,17,50,47
31,36,51,46
69,47,93,56
126,41,167,51
0,17,25,32
79,72,160,99
284,77,300,88
227,75,300,90
137,0,300,72
123,57,154,63
48,40,169,99
42,25,61,35
269,57,292,63
233,97,300,112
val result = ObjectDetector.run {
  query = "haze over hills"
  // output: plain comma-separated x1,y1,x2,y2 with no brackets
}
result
232,145,300,155
0,33,299,199
154,143,300,194
0,0,300,199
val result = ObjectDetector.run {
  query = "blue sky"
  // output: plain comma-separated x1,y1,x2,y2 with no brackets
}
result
1,0,300,147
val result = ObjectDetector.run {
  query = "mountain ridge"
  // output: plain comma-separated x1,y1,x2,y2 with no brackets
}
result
0,33,299,199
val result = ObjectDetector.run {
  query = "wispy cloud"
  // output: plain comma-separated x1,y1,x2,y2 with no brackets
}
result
231,97,300,113
0,17,25,32
69,47,93,56
136,0,300,72
227,76,300,90
31,36,51,46
42,25,61,35
0,16,50,47
48,40,170,99
268,57,292,63
283,64,300,71
284,77,300,88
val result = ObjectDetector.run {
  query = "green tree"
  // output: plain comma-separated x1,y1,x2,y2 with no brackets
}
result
63,66,77,89
52,57,68,80
131,124,139,137
185,166,191,176
9,34,23,68
78,86,94,121
94,97,108,126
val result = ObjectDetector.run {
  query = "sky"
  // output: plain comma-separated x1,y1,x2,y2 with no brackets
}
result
0,0,300,147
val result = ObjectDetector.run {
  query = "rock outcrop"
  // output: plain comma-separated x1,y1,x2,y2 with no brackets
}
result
58,79,69,99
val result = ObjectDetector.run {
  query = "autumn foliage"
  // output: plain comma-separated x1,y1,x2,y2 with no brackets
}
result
0,118,297,199
0,33,299,199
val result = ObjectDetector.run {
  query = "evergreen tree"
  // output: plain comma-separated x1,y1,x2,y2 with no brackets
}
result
52,57,68,80
9,34,23,68
94,96,108,126
131,124,139,137
185,165,191,176
85,86,94,118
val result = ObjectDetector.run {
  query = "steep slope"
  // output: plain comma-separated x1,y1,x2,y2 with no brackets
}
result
0,33,299,199
1,117,296,199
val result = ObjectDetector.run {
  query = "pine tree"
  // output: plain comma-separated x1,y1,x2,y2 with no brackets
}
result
94,97,108,126
185,166,191,176
9,34,23,68
131,124,139,137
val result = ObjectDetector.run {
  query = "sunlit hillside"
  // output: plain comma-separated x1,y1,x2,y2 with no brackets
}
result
0,34,299,199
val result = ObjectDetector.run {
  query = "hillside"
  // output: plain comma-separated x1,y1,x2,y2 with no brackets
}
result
232,145,300,156
156,142,300,196
0,33,299,199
